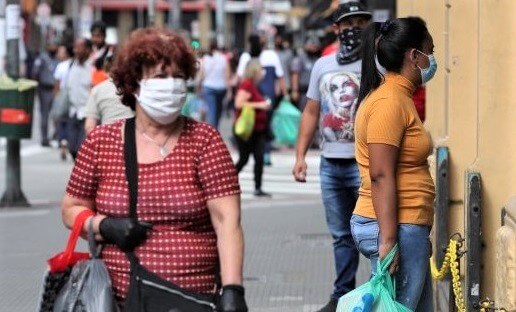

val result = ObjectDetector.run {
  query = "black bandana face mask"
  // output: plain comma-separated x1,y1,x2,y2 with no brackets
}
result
336,27,363,65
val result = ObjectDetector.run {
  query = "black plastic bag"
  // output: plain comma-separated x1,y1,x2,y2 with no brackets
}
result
52,220,118,312
37,211,118,312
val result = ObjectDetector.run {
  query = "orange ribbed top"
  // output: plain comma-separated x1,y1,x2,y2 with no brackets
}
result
354,73,435,226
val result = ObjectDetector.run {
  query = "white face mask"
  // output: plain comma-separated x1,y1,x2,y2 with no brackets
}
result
136,78,187,125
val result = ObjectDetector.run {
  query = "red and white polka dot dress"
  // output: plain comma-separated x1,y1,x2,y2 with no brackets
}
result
65,118,240,300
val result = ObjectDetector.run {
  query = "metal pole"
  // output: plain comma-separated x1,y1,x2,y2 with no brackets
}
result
0,0,29,207
466,172,482,311
169,0,181,30
147,0,156,26
251,0,262,32
137,2,144,29
71,0,80,39
94,0,102,21
215,0,225,48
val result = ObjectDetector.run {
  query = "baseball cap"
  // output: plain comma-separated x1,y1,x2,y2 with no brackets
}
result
333,1,372,24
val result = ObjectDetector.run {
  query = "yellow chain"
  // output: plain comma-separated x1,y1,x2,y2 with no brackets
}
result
429,238,466,312
479,298,508,312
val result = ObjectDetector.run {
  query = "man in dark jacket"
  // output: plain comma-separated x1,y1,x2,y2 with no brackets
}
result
32,42,59,146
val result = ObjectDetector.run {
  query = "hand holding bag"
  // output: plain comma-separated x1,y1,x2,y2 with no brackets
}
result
122,118,216,312
52,219,118,312
336,244,412,312
36,210,92,311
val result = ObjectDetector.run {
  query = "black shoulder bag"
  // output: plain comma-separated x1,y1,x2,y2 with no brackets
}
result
123,117,217,312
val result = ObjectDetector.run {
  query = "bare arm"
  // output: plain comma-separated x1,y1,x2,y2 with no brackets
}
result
53,80,61,95
292,99,320,182
291,72,299,102
234,89,269,110
277,76,288,96
225,61,231,91
207,195,244,286
61,194,106,240
368,143,399,272
84,117,98,135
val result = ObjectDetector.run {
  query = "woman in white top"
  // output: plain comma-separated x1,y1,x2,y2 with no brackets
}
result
199,41,231,129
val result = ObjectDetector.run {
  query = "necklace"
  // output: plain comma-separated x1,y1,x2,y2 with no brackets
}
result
136,124,176,158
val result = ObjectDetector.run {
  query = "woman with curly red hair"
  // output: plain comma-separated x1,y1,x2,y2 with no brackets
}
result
60,28,248,311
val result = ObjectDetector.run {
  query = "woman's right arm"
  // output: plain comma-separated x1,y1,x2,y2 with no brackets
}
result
234,89,269,110
368,143,399,273
62,194,106,240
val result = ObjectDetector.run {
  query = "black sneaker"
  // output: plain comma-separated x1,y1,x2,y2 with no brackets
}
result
315,298,338,312
254,189,272,198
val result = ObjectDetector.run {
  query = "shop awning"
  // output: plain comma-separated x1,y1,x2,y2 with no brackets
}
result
87,0,216,11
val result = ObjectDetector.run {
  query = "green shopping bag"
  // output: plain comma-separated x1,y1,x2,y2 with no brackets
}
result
234,106,255,141
337,245,412,312
271,97,301,145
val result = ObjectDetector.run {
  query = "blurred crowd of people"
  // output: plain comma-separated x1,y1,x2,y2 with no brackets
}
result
26,19,326,171
29,21,128,161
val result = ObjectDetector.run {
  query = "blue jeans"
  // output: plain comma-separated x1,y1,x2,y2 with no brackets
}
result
203,86,226,129
320,157,361,299
350,215,433,312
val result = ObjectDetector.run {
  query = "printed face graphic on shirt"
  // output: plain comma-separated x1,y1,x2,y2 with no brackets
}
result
319,71,360,143
328,74,359,109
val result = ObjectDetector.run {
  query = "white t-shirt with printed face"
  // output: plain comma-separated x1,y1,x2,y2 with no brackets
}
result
306,54,362,159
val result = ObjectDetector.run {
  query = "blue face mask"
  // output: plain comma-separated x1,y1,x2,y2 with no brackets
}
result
417,50,437,84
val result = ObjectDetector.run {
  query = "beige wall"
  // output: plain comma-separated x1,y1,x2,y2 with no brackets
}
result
398,0,516,303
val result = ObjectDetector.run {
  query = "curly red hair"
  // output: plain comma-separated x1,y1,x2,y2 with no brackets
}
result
111,28,197,110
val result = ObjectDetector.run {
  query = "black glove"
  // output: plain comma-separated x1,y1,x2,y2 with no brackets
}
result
217,285,248,312
99,217,153,252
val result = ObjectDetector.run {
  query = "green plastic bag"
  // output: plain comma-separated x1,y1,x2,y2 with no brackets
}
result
337,245,412,312
181,92,207,121
234,106,255,141
271,97,301,145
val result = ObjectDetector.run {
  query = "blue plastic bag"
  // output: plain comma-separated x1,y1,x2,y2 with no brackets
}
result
337,245,412,312
271,97,301,145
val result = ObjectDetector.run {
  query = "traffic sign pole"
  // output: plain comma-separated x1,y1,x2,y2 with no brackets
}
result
0,0,30,208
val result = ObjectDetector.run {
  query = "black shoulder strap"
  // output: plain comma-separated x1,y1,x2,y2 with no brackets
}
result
123,117,138,221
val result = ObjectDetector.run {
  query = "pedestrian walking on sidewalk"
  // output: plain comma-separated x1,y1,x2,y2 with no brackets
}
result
352,17,437,311
52,45,73,160
237,34,288,166
61,28,248,312
66,38,93,160
291,37,321,111
292,2,372,311
234,60,273,197
84,53,133,135
90,21,115,87
32,41,59,147
198,40,231,130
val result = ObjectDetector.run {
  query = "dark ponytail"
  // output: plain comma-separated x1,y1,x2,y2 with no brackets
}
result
358,22,382,105
358,17,430,104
